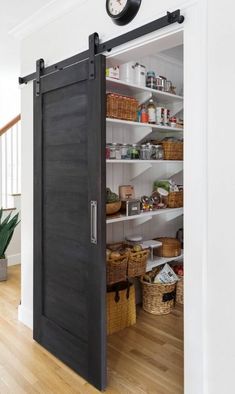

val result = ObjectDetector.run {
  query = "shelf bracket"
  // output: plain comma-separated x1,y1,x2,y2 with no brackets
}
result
130,162,152,179
135,92,152,105
134,215,153,226
130,126,152,144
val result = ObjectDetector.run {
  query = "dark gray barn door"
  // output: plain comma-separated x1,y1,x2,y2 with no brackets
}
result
33,55,106,390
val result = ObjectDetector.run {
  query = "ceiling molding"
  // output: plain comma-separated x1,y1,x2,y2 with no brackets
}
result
9,0,88,40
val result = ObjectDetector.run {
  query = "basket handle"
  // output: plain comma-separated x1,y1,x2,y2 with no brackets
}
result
162,289,176,303
114,290,120,303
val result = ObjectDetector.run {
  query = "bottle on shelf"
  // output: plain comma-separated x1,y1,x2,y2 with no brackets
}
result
140,104,149,123
147,99,156,124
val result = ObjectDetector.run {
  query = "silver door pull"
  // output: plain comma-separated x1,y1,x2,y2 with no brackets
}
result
90,201,97,244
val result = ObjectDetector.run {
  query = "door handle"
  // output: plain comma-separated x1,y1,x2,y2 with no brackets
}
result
90,201,97,244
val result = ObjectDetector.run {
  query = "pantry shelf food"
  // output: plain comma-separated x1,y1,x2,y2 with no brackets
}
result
106,207,183,224
106,77,183,104
106,117,183,132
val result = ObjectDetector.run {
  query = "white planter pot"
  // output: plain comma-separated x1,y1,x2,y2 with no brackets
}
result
0,258,7,281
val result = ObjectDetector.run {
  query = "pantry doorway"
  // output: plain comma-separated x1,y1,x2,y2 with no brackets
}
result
105,4,207,391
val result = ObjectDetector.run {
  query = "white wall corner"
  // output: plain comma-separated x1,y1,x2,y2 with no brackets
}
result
9,0,89,40
18,304,33,330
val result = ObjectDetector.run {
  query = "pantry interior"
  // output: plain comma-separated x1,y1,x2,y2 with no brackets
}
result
105,30,184,392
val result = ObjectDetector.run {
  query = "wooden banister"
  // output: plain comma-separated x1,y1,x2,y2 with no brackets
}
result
0,114,21,137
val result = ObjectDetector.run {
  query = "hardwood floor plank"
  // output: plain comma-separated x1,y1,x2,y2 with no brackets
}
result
0,265,184,393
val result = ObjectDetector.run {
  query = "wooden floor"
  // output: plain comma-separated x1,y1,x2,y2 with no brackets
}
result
0,266,183,393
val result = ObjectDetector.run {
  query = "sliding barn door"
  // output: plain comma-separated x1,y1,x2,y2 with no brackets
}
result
33,55,106,390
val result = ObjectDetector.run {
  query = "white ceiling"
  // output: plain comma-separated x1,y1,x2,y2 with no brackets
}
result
0,0,52,72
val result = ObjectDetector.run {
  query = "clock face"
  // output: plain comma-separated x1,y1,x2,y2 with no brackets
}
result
108,0,128,16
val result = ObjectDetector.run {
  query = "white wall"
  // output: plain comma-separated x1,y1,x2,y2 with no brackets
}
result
207,1,235,393
18,0,235,393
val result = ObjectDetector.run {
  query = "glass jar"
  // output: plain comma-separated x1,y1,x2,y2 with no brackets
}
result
106,144,111,159
154,144,164,160
115,143,122,160
109,143,116,159
130,144,140,160
146,71,157,89
140,144,147,160
120,144,130,160
145,143,153,160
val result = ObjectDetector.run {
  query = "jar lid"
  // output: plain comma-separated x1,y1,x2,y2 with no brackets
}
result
125,235,143,242
147,71,156,76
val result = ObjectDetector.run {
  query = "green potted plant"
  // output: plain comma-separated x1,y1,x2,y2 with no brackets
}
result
0,208,20,281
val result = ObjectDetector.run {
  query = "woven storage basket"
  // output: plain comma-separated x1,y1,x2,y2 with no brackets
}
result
176,275,184,304
107,282,136,335
127,249,149,278
165,190,183,208
106,93,138,121
153,140,183,160
106,253,129,285
154,237,181,258
106,201,121,215
140,278,176,315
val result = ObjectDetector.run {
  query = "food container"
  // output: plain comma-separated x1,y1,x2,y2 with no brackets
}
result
165,80,172,93
140,144,152,160
106,144,111,159
119,185,135,200
125,235,143,247
154,237,181,258
164,108,170,126
121,199,141,216
146,71,157,89
159,75,167,91
134,63,146,87
154,144,164,160
109,144,116,159
106,66,120,80
119,62,135,83
169,116,177,127
120,144,130,159
115,144,122,160
130,144,140,159
156,77,164,91
156,107,164,125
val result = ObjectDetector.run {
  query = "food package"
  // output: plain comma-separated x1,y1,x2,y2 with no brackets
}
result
119,185,135,200
106,66,120,79
154,263,179,284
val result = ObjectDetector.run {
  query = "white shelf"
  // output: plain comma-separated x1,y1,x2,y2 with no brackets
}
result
106,207,183,224
106,160,183,164
106,117,183,133
146,250,184,272
106,77,183,105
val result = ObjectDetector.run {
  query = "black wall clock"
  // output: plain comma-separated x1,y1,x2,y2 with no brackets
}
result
106,0,142,26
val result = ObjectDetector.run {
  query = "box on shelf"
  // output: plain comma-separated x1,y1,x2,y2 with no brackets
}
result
106,67,120,79
121,199,141,216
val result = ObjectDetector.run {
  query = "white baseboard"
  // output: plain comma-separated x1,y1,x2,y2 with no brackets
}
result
7,253,21,266
18,304,33,329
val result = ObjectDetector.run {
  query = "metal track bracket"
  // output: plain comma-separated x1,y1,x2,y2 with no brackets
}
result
35,59,45,96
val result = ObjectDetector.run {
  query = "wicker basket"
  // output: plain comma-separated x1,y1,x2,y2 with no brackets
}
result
106,93,138,121
140,278,176,315
106,201,121,215
154,237,181,258
106,252,129,285
107,281,136,335
153,140,183,160
127,249,149,278
165,190,183,208
176,275,184,304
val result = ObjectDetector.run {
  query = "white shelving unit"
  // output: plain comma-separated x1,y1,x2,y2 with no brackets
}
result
106,77,183,104
146,250,184,272
106,117,183,133
106,207,183,224
106,159,183,164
